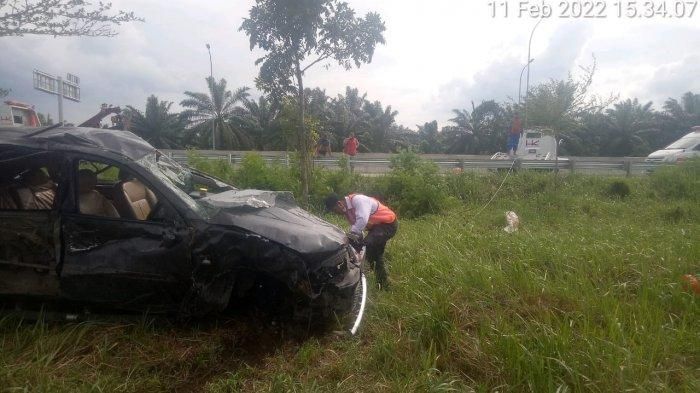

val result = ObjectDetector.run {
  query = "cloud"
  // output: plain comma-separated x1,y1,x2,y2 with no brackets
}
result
429,22,593,127
1,1,699,130
645,55,700,105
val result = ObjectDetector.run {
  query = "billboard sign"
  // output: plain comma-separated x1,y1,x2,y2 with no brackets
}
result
32,70,58,95
32,70,80,102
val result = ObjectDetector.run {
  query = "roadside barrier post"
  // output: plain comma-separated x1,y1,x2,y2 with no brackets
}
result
624,160,632,177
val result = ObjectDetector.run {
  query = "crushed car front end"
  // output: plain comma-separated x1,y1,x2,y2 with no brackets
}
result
181,189,365,330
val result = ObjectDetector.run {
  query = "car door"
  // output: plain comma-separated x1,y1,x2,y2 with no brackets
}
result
59,156,193,312
0,148,63,297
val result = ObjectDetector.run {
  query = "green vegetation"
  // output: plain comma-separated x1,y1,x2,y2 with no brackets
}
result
2,158,698,392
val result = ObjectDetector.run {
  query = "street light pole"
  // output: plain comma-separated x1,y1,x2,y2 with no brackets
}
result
524,17,543,127
57,77,64,125
206,43,215,150
518,58,534,105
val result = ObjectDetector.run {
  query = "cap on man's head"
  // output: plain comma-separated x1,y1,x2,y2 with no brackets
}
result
324,193,341,212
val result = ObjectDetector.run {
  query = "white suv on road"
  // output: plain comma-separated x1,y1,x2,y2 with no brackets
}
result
646,127,700,164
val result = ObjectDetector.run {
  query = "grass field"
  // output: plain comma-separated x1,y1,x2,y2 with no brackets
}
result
1,168,698,392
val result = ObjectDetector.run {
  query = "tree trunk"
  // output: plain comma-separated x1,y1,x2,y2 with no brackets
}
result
295,60,310,204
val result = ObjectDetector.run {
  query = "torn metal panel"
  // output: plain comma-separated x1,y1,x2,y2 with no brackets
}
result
0,211,56,269
182,222,313,316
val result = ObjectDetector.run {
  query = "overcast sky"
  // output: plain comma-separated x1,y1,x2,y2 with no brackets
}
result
1,0,699,128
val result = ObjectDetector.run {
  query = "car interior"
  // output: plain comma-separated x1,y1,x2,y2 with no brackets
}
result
0,153,60,211
77,160,159,221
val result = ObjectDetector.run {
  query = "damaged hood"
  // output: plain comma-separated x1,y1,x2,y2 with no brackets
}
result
201,190,346,254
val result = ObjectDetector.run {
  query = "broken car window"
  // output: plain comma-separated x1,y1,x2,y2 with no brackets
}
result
135,153,209,218
0,151,59,211
77,159,162,221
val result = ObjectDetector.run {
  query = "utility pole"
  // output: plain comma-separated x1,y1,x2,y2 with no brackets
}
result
518,58,534,105
57,77,64,124
524,18,543,126
206,43,215,150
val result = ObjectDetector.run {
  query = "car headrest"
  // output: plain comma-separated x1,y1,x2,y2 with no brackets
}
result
78,169,97,194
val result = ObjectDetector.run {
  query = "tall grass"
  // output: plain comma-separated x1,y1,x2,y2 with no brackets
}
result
1,156,698,392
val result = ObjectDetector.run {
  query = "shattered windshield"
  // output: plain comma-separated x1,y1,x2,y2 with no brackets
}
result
136,153,210,217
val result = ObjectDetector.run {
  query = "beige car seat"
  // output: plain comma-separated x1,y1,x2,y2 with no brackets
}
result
113,171,158,221
122,180,157,220
15,168,56,210
78,169,119,218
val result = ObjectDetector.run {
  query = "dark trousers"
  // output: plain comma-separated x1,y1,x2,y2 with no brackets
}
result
365,220,398,285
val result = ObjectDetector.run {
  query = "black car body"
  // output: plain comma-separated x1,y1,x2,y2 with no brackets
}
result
0,126,363,325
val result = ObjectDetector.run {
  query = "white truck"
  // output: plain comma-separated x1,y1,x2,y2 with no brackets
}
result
491,129,564,161
645,127,700,164
0,100,41,127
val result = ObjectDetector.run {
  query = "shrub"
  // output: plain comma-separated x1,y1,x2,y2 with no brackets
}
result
307,157,362,209
380,150,452,218
235,153,297,192
605,180,631,199
187,150,236,183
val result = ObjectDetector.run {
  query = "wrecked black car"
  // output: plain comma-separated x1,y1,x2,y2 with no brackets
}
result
0,125,366,333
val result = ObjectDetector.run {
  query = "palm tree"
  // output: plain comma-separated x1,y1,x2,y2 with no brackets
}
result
329,87,369,142
603,98,656,156
363,101,398,152
417,121,441,153
242,96,283,150
446,101,506,154
445,108,474,154
125,95,183,149
656,92,700,149
180,77,251,150
663,92,700,122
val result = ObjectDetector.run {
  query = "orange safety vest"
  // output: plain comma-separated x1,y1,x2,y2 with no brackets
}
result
346,193,396,229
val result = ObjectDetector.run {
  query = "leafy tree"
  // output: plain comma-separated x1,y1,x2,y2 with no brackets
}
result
0,87,9,97
240,0,386,201
563,110,608,156
180,77,251,150
0,0,141,37
524,59,613,133
124,95,183,149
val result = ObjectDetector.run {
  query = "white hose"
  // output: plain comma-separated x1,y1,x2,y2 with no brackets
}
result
349,273,367,335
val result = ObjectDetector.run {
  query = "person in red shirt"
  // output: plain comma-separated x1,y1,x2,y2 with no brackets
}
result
343,132,360,156
508,114,523,157
325,193,398,290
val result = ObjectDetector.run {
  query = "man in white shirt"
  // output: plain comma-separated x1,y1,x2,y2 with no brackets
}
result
325,193,398,289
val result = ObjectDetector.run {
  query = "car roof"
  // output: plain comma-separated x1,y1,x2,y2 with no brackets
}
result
0,126,156,161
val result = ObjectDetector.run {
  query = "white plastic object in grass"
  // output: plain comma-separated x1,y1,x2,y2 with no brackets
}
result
503,211,520,233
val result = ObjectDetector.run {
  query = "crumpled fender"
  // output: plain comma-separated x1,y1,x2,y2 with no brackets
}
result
180,222,314,317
